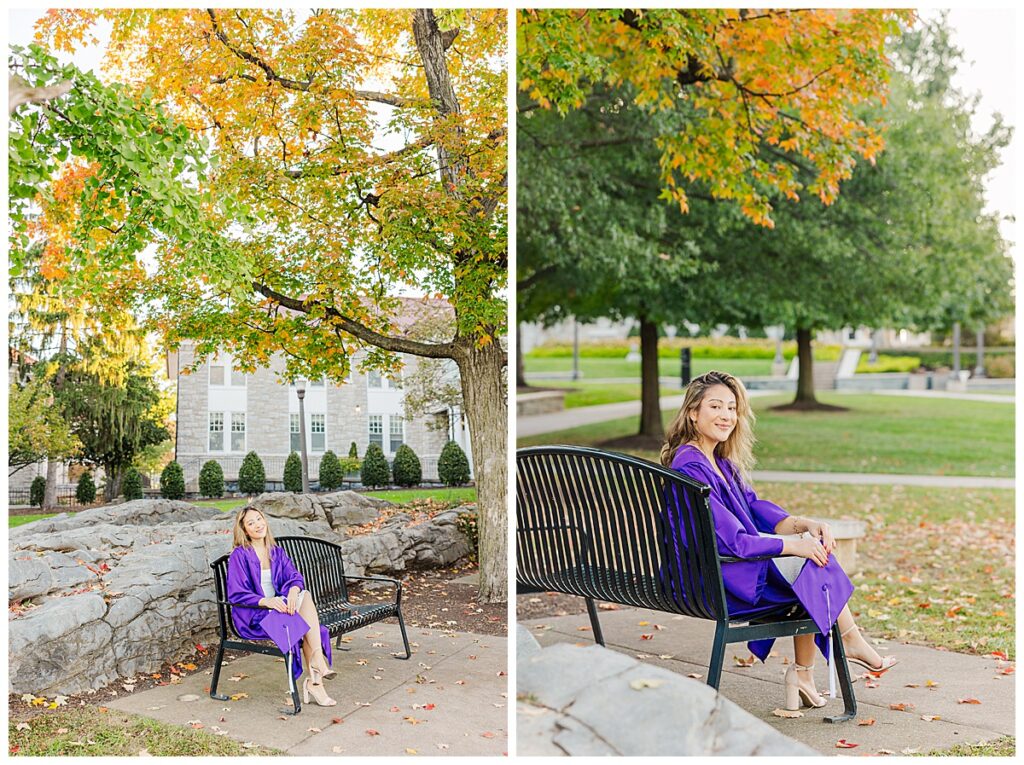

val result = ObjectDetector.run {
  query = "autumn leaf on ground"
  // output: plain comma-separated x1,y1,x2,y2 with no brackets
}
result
990,651,1008,660
481,732,496,739
926,680,939,688
597,603,619,611
307,727,321,734
15,722,30,731
957,698,981,704
629,678,664,690
772,708,803,718
366,729,380,736
229,693,248,701
835,740,859,748
404,716,424,725
405,748,418,755
921,715,940,721
638,621,649,626
640,634,654,640
733,655,755,667
889,702,914,711
998,666,1015,675
856,718,875,726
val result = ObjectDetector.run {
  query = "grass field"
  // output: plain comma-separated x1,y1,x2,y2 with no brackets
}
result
530,381,679,409
10,487,477,528
518,393,1014,477
524,356,773,379
9,706,280,756
758,482,1014,659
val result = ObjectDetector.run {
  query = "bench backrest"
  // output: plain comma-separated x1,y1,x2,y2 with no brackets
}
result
516,445,728,621
211,535,350,640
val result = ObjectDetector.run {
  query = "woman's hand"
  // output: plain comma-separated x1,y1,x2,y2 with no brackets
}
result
259,596,289,613
802,519,836,555
286,587,301,615
783,536,829,567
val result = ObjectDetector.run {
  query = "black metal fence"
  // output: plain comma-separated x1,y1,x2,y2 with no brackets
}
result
8,486,84,509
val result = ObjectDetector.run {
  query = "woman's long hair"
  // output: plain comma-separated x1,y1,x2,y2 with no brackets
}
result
232,506,277,549
660,370,756,483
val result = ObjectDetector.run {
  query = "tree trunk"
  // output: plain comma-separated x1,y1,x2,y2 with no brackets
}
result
104,464,123,503
43,459,60,511
516,323,527,388
793,326,818,405
638,317,664,439
43,326,69,510
456,341,508,603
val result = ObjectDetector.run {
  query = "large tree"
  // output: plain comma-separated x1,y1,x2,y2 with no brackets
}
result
31,9,508,601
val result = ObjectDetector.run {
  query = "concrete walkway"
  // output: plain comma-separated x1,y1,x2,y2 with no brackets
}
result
520,607,1014,756
869,389,1014,404
751,470,1014,490
108,624,507,756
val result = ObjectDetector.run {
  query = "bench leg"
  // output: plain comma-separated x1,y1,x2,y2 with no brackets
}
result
281,650,301,716
209,640,229,701
823,628,857,723
585,598,605,647
396,609,412,659
706,622,728,690
334,633,351,651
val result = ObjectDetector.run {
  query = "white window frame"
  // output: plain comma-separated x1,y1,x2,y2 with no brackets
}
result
209,412,224,452
310,413,325,452
230,412,246,453
290,413,301,453
389,416,405,454
368,414,384,449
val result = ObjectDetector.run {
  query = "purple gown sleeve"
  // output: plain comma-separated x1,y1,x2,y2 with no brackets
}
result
709,492,785,559
739,481,790,535
226,547,263,607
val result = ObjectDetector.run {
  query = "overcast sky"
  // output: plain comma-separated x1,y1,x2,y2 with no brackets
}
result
7,7,1018,266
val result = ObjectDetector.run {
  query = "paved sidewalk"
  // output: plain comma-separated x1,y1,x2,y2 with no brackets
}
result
107,624,507,756
520,607,1014,756
869,389,1014,404
751,470,1013,490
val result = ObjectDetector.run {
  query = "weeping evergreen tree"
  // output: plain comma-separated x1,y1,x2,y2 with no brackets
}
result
57,361,169,502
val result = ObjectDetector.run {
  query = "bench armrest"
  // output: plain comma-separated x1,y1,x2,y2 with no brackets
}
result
217,600,272,611
719,553,798,564
344,574,403,605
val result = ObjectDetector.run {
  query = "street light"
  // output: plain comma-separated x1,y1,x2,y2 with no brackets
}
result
296,378,310,494
765,325,786,377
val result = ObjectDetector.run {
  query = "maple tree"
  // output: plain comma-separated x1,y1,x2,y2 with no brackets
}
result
32,9,508,601
518,8,912,226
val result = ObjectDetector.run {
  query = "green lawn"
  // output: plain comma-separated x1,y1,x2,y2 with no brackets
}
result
531,382,679,409
524,356,773,379
9,706,280,756
759,482,1014,659
10,487,476,528
518,393,1014,478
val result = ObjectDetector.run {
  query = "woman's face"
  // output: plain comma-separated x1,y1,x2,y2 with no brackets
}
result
242,510,268,542
691,383,738,446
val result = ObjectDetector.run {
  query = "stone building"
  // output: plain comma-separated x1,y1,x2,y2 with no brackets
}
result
167,344,472,490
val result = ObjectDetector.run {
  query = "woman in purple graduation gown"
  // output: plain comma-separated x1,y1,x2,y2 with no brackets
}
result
661,371,897,711
227,506,337,706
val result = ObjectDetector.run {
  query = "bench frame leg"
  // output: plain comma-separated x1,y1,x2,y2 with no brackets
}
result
706,622,728,690
209,640,229,701
281,649,301,716
585,597,605,646
396,610,412,659
823,628,857,723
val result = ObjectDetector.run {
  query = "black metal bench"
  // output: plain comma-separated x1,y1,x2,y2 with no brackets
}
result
210,535,411,715
517,445,857,723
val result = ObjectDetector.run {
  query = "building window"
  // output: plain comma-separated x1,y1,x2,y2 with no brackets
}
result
389,416,404,453
368,415,384,449
231,369,247,388
290,413,300,453
210,365,225,386
311,414,325,452
209,412,224,451
368,370,382,389
231,413,246,452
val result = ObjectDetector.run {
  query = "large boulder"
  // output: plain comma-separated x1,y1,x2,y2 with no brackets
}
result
517,626,816,756
250,490,386,530
9,497,473,695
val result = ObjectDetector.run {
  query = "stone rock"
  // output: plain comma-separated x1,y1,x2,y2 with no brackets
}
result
9,497,473,695
318,490,388,528
517,627,816,757
250,492,326,523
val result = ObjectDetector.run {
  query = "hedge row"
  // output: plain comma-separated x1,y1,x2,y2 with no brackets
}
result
526,339,849,361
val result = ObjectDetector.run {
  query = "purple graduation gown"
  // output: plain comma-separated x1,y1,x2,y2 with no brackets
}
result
226,545,332,679
669,444,852,662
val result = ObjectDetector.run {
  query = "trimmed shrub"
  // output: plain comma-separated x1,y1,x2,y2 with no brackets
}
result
348,441,359,459
339,456,360,475
438,441,471,487
319,450,343,491
985,354,1014,379
283,451,303,493
198,460,224,498
238,451,266,495
391,444,422,488
160,461,185,500
76,471,97,504
122,467,144,500
360,443,391,488
30,476,46,507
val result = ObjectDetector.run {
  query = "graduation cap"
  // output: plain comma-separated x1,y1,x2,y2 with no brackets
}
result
260,611,309,656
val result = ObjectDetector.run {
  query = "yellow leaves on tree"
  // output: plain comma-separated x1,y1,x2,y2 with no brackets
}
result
518,8,914,226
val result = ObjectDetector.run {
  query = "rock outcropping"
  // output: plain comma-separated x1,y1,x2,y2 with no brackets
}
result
9,494,472,695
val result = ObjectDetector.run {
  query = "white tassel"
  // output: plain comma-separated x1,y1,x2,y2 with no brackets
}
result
825,588,836,698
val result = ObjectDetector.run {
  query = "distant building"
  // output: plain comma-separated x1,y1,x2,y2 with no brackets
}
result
167,343,472,491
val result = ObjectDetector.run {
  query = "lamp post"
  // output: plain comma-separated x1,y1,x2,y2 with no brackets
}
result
296,378,310,494
766,325,786,377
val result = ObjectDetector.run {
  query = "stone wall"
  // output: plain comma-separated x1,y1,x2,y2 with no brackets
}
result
9,494,473,695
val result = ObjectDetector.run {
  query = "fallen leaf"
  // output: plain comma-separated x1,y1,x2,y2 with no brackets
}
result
229,693,248,701
405,749,418,755
733,655,755,667
686,673,703,679
404,716,424,725
481,732,496,739
990,651,1008,660
366,729,380,736
905,683,920,688
772,708,804,718
926,680,939,687
436,743,450,750
241,742,258,749
639,634,654,641
857,718,875,726
332,746,344,753
597,603,619,611
638,621,650,626
307,727,321,734
629,678,664,690
999,666,1015,675
889,702,913,711
835,740,859,749
958,698,981,705
901,747,920,754
877,749,895,755
138,748,151,756
15,723,30,731
56,728,69,734
921,715,940,721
